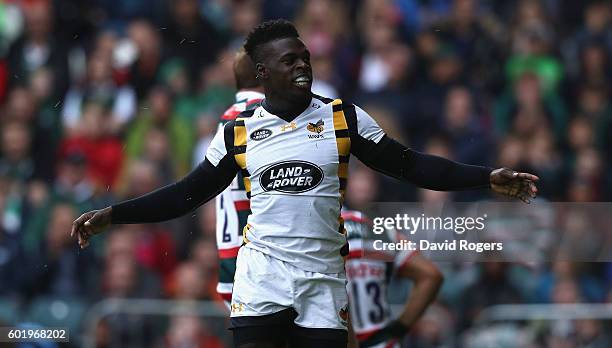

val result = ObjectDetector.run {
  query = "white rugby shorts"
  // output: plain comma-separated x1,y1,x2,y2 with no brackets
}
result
230,246,349,330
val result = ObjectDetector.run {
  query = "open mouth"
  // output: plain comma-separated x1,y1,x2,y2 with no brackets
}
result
293,74,312,88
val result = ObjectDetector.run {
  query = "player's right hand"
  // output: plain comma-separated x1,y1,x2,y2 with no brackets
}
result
359,320,409,347
70,206,113,249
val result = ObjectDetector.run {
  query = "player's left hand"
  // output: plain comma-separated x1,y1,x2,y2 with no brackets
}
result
490,168,539,203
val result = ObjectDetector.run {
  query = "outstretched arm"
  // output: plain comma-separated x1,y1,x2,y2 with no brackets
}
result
354,135,538,202
72,120,241,248
112,157,238,223
346,103,538,201
71,158,238,248
353,135,493,191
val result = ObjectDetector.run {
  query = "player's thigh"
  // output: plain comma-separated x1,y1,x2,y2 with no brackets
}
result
293,269,349,330
288,326,348,348
231,247,293,317
231,308,297,347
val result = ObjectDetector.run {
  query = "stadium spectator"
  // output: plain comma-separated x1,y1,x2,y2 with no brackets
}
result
571,43,611,96
103,256,139,298
495,71,567,142
7,0,69,99
23,203,95,298
61,50,137,136
163,314,226,348
161,0,226,89
102,245,161,300
59,102,125,189
562,1,612,79
355,41,416,138
344,162,380,211
52,150,95,206
229,0,263,44
0,178,25,296
99,253,158,347
3,86,58,182
536,260,606,304
435,0,503,91
133,223,178,288
157,58,199,121
507,0,563,95
125,86,194,179
126,20,164,100
0,120,34,184
525,128,564,199
294,0,350,97
166,261,214,300
442,86,491,166
458,261,525,330
574,85,612,156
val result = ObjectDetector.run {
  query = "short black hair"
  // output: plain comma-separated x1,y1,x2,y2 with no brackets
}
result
244,19,299,63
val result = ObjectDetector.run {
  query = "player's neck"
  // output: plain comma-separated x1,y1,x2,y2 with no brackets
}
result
262,94,311,122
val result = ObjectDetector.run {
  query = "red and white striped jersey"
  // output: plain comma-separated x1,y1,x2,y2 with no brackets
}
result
215,90,264,302
343,210,417,348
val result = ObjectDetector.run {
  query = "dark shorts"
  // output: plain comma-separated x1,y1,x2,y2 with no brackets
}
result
230,308,348,347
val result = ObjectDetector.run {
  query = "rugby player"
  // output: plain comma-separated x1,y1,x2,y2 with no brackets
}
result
343,210,442,348
215,49,264,307
72,20,538,348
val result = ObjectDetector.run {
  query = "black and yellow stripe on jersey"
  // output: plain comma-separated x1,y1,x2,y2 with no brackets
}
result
312,95,358,248
224,112,255,200
224,110,255,245
332,99,351,203
218,117,253,249
233,118,251,199
311,95,358,198
331,99,351,246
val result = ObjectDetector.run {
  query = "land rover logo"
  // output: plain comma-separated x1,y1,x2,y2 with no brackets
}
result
260,161,324,193
250,128,272,141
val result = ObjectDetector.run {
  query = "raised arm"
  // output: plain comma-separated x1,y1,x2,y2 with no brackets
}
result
345,104,538,201
111,157,238,224
353,135,493,191
71,121,240,248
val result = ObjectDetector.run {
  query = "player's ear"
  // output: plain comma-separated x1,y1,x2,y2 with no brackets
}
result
256,63,268,80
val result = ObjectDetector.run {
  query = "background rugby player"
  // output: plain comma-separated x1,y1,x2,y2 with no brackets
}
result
215,49,263,307
343,210,442,348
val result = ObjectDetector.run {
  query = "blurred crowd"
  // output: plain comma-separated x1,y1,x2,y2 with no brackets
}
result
0,0,610,347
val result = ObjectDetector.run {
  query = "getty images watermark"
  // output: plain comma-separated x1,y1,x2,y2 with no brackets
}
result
359,202,611,262
371,213,503,253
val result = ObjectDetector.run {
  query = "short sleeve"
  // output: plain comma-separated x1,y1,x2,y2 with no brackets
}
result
355,105,386,144
205,123,229,167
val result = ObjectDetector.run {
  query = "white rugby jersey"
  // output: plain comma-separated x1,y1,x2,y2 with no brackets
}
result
205,95,385,273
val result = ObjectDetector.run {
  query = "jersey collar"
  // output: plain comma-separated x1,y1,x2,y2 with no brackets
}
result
261,97,320,123
235,90,265,103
